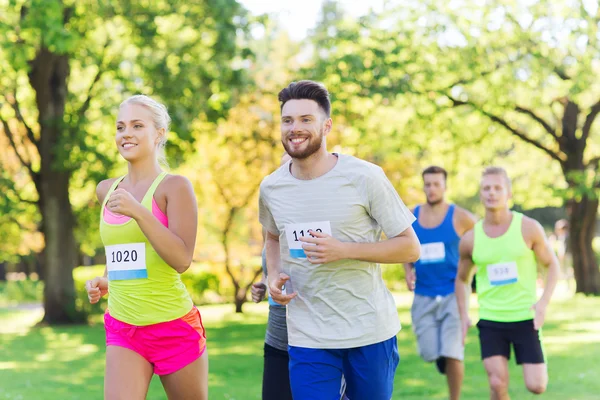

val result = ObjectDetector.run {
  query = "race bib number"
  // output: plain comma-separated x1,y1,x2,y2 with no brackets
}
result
105,243,147,280
285,221,332,258
487,262,518,286
419,242,446,264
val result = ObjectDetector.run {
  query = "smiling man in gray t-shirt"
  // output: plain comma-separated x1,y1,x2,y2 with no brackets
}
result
259,80,420,400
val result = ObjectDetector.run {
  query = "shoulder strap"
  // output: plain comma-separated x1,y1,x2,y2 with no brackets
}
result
99,176,126,223
102,176,125,208
508,211,523,236
414,205,421,218
443,204,456,225
473,219,484,248
142,171,168,206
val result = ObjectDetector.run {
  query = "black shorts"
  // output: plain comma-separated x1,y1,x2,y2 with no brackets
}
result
263,343,293,400
477,319,545,365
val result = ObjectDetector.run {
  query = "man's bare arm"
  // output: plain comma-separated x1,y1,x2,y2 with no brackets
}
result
265,231,296,305
454,206,477,237
525,218,560,329
455,230,475,317
455,229,476,344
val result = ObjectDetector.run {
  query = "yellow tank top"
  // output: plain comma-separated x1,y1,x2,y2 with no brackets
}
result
472,212,537,322
99,172,192,325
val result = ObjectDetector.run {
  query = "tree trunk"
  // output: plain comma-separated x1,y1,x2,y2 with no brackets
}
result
35,251,44,280
557,99,600,295
221,210,248,313
0,262,6,281
40,171,82,323
234,290,246,313
29,47,82,323
568,195,600,295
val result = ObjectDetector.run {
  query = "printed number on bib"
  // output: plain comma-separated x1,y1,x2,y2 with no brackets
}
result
419,242,446,264
285,221,332,258
487,262,518,286
105,243,148,280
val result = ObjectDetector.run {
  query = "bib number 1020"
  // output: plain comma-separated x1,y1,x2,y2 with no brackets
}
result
111,249,138,263
105,242,147,281
292,229,322,241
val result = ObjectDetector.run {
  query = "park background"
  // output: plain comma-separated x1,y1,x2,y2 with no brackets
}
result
1,0,599,399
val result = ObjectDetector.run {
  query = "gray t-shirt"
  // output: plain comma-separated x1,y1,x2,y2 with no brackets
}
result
259,154,415,349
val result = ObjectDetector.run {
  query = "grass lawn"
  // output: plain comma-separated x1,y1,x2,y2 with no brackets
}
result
1,292,599,399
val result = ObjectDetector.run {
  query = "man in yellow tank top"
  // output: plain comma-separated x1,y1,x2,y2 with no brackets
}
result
455,167,559,400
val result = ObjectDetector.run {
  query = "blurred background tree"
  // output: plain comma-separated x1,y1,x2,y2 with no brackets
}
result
1,0,598,323
0,0,252,323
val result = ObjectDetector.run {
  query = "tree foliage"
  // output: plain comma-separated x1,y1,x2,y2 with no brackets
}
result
183,25,299,312
306,0,600,293
0,0,251,322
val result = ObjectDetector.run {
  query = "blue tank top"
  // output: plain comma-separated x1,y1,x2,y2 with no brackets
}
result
262,247,284,307
413,204,460,297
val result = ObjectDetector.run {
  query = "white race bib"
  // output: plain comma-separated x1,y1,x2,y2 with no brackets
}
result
285,221,332,258
419,242,446,264
487,262,518,286
105,243,147,280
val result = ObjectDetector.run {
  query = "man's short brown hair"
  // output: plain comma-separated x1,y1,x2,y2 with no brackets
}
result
278,80,331,118
422,165,448,181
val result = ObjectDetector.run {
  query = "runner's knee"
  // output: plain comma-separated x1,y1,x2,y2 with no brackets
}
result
526,381,546,395
525,375,547,395
488,372,508,394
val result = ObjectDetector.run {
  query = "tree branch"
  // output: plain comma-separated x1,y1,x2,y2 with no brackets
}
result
514,105,558,140
217,179,263,292
553,66,571,81
450,97,564,163
221,207,240,290
212,173,232,208
0,115,36,179
582,99,600,142
244,266,264,293
8,90,39,152
3,215,33,232
0,175,38,207
240,181,261,210
419,53,526,96
11,189,38,206
450,53,525,89
514,33,572,81
72,39,111,135
588,156,600,171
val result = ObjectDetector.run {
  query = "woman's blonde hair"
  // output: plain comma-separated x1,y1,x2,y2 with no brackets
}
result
120,94,171,168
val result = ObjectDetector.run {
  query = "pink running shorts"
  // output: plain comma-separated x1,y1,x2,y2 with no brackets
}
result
104,307,207,375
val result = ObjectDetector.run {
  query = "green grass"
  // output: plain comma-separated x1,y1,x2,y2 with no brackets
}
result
1,293,599,399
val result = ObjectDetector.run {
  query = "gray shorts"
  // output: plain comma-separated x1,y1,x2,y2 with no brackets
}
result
265,305,288,351
411,293,464,362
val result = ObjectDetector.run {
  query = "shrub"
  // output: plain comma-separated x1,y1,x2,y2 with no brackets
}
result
73,265,108,316
181,270,221,305
382,263,407,292
0,260,414,310
0,279,43,306
72,264,223,314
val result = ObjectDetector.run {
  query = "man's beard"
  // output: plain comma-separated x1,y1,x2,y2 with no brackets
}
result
282,129,323,160
427,198,443,206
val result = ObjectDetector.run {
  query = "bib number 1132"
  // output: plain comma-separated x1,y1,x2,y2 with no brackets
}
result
285,221,332,259
292,229,322,241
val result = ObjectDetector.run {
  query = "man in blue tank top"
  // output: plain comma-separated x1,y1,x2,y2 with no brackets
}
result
404,166,476,400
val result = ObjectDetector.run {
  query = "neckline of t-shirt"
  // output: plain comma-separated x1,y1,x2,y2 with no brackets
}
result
286,152,342,183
